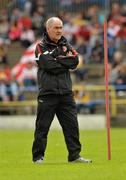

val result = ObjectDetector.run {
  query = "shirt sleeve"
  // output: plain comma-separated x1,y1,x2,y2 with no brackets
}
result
35,43,68,75
57,55,79,70
56,47,79,69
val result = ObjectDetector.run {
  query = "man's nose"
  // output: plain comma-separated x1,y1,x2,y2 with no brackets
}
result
57,28,62,33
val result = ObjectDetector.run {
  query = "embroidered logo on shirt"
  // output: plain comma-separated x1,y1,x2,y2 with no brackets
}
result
38,99,44,103
62,46,67,52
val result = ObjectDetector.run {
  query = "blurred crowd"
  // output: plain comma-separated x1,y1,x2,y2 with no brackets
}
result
0,0,126,102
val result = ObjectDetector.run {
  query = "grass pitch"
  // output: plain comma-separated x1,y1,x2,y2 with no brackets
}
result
0,128,126,180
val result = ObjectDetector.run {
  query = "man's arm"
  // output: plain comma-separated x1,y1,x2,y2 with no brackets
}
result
56,47,79,70
57,55,79,70
35,44,68,75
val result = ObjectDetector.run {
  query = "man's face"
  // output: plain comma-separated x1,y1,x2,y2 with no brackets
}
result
47,20,63,43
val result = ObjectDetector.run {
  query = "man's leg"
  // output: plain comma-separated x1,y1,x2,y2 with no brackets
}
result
32,95,58,162
56,94,81,162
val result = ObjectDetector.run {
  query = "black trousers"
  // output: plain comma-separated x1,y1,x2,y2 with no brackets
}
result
32,93,81,161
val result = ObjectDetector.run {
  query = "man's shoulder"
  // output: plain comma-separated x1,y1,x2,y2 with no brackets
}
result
35,39,46,53
61,36,73,47
36,39,44,48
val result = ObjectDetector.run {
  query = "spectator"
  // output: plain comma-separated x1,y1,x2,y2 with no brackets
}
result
0,65,9,101
88,16,103,48
117,22,126,46
108,2,125,26
5,77,19,101
20,14,32,29
73,55,88,82
112,51,123,68
12,0,26,11
89,38,103,64
0,66,8,81
0,42,9,64
63,14,78,43
0,63,11,80
10,8,22,24
108,63,120,85
0,16,9,43
18,61,37,89
0,79,8,101
24,0,32,15
9,19,22,41
116,64,126,86
32,8,46,36
107,20,120,41
20,27,35,48
72,12,88,26
108,39,117,60
75,35,88,58
74,89,96,114
121,4,126,17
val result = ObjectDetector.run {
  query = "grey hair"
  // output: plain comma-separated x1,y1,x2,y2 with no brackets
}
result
46,17,63,28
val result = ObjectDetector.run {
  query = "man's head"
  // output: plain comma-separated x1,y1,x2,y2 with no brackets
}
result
45,17,63,43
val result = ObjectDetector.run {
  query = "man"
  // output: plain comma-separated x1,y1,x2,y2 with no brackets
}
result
32,17,92,164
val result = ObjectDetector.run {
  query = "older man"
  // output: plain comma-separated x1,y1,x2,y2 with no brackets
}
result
32,17,92,164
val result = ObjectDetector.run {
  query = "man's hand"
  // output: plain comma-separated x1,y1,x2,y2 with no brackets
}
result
67,51,74,57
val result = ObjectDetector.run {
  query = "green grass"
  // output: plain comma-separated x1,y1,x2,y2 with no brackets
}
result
0,129,126,180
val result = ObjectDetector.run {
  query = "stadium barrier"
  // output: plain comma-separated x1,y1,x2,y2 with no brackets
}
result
73,85,117,117
0,85,126,117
